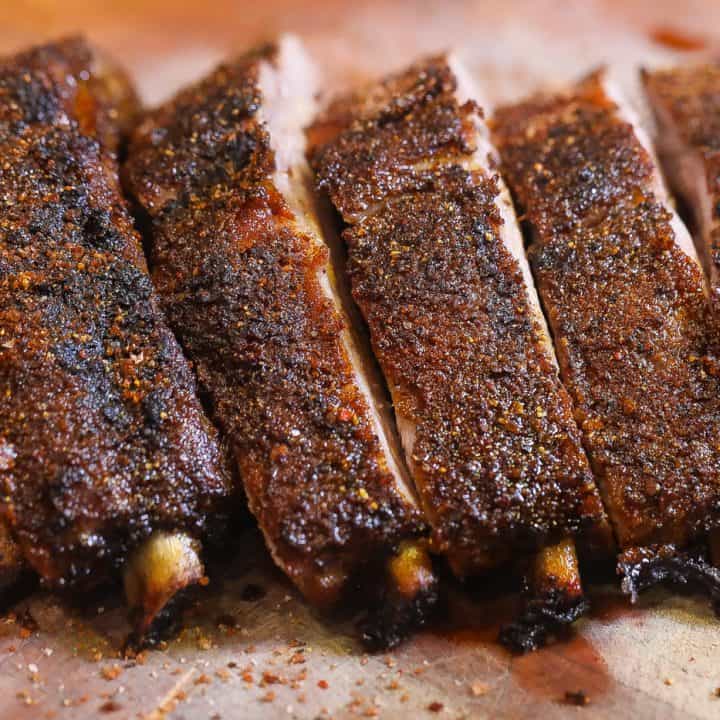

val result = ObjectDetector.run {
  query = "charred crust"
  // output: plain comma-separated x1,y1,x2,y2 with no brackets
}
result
123,589,190,656
0,36,139,152
499,588,590,654
308,56,478,220
359,575,439,652
618,544,720,611
123,50,274,217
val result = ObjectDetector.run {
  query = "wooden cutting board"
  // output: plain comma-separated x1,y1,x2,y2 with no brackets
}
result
2,1,720,718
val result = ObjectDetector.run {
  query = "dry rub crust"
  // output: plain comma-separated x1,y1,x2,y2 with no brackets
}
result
0,36,139,156
0,38,231,588
124,45,427,605
309,57,478,222
309,57,606,572
642,64,720,300
492,72,720,551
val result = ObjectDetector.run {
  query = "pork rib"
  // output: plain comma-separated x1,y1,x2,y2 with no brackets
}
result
123,36,436,649
0,37,233,637
309,55,609,650
492,70,720,606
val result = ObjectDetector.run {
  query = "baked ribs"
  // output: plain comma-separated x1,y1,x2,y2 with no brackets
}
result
308,55,609,650
492,70,720,607
123,36,436,649
643,63,720,313
0,38,233,636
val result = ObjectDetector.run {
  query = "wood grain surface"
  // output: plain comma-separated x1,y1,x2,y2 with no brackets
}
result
2,1,720,718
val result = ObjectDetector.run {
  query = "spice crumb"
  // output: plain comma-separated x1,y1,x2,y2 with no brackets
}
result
262,671,281,685
100,665,122,681
99,700,122,713
564,690,590,706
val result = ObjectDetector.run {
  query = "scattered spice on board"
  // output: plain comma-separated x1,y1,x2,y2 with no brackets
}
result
564,690,590,706
99,700,122,713
100,665,123,681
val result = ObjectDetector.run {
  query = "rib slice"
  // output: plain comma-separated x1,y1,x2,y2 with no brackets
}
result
642,63,720,310
492,70,720,605
0,38,232,637
123,36,435,649
309,55,609,650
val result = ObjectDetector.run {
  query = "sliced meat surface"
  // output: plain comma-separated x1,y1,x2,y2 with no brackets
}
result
492,71,720,559
0,37,232,615
643,63,720,309
309,56,608,578
123,37,433,633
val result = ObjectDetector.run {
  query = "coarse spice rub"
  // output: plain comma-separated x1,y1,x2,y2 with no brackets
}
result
642,63,720,309
309,56,607,577
0,38,232,600
492,71,720,598
124,38,432,633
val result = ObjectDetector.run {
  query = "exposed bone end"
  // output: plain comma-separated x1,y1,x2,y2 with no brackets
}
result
499,537,589,653
123,531,204,640
531,536,584,600
387,541,437,601
360,541,438,651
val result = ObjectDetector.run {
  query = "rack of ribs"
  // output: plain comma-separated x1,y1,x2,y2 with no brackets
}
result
643,63,720,317
492,70,720,609
0,37,233,639
123,36,436,649
308,55,610,651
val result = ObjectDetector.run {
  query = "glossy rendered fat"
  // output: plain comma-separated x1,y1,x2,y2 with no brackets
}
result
309,56,607,574
123,37,426,606
0,38,231,588
492,71,720,550
643,64,720,307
